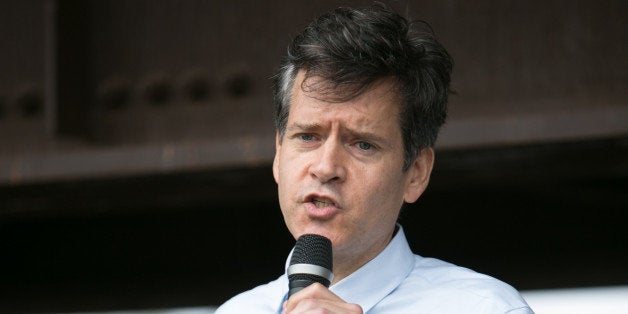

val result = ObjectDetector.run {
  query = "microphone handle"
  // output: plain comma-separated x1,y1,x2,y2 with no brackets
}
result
288,276,331,297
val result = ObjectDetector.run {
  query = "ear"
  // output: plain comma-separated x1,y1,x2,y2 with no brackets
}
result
403,148,435,203
272,132,281,184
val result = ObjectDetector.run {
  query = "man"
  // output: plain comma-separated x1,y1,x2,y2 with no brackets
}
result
216,4,533,314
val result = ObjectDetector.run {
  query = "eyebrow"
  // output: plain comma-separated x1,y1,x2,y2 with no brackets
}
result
286,122,322,133
287,122,392,148
346,129,392,149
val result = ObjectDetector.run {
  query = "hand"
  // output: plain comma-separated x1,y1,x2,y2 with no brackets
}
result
283,283,363,314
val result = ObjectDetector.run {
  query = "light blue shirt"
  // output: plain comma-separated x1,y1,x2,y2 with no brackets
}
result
216,226,533,313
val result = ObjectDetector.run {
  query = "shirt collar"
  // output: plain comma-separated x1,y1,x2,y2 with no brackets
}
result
329,225,415,312
283,225,415,312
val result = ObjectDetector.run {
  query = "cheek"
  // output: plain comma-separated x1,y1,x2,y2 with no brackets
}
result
277,156,302,209
279,159,298,188
359,170,405,214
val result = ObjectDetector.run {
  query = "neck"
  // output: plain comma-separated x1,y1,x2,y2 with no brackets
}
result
330,228,396,285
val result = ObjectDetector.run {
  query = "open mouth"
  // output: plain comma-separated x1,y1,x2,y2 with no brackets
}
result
308,196,336,208
304,195,340,219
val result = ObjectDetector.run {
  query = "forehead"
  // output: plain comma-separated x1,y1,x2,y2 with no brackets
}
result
289,71,402,128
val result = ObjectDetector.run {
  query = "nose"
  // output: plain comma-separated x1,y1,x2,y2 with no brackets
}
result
309,138,347,184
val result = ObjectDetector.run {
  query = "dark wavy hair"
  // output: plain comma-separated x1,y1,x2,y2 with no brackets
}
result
273,4,453,171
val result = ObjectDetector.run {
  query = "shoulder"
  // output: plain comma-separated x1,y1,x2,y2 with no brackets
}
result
215,275,287,314
378,256,533,313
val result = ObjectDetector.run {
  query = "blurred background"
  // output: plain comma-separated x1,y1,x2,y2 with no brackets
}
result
0,0,626,313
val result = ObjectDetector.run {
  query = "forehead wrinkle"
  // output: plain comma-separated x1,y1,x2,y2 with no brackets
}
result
286,122,323,133
289,71,402,150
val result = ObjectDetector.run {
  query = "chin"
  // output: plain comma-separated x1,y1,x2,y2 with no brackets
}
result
292,224,338,243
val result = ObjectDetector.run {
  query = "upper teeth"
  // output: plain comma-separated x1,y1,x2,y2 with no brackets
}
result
313,198,333,208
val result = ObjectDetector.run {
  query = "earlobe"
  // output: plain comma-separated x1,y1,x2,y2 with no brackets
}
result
403,148,434,203
273,133,281,184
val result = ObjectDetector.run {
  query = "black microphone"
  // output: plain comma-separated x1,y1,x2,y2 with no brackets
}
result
287,234,333,297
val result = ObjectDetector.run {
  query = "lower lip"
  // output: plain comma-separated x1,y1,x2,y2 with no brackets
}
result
304,202,339,220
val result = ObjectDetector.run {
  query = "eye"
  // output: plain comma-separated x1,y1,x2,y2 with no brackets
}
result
299,134,315,141
357,141,373,151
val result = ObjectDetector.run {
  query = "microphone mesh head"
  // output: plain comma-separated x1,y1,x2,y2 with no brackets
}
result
289,234,332,270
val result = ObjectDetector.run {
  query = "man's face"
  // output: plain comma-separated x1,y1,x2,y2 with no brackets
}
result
273,71,431,267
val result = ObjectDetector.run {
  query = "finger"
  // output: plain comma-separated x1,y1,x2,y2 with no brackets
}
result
286,283,342,309
285,283,362,313
289,298,362,314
